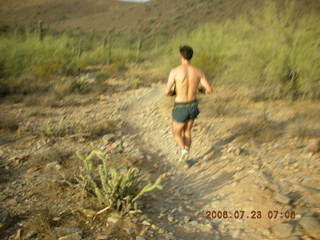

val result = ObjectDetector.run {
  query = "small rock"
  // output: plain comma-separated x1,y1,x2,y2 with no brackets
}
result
131,150,144,160
81,209,95,218
272,223,293,238
142,220,151,226
0,210,9,229
151,224,159,230
96,235,109,240
306,138,320,153
274,192,291,204
111,140,122,149
299,216,320,239
213,231,221,240
126,228,135,234
283,237,300,240
183,216,191,223
25,230,37,239
199,223,213,232
54,227,81,236
231,229,241,238
15,228,22,240
102,134,115,144
167,215,174,222
46,161,62,171
136,237,145,240
107,216,120,224
262,228,272,236
27,167,40,174
58,232,81,240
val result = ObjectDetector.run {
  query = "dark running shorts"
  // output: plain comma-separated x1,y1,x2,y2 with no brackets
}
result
172,100,200,123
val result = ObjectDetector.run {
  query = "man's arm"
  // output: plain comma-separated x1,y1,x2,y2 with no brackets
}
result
164,69,176,96
199,70,213,94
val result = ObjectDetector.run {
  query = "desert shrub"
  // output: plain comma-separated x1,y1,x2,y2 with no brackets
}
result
200,96,241,117
69,77,94,94
124,64,148,89
24,94,39,106
94,71,110,83
292,109,320,122
286,111,320,139
103,61,127,76
77,151,162,213
31,148,71,168
78,120,116,139
52,79,74,97
41,119,74,138
158,1,320,99
286,123,320,139
230,117,283,143
0,114,19,132
25,208,58,240
0,34,78,78
3,74,52,95
0,32,133,79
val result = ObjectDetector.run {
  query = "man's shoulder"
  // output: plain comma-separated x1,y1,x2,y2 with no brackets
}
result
170,66,180,72
192,65,203,74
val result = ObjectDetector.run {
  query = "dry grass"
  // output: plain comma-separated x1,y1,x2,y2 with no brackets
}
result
286,124,320,139
124,64,148,90
77,120,117,139
199,96,242,118
41,119,74,138
0,113,19,132
30,148,71,168
25,208,58,240
284,105,320,139
230,117,284,143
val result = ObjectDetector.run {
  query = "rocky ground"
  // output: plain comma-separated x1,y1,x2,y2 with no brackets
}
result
0,79,319,240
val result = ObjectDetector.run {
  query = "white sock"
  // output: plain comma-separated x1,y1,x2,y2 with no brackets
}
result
181,148,189,155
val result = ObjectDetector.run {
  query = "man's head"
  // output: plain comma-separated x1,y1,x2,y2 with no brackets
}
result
179,45,193,61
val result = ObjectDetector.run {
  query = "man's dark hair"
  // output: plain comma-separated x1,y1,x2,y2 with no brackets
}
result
179,45,193,60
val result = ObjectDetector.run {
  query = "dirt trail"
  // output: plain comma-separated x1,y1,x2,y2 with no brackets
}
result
1,82,319,240
111,83,320,240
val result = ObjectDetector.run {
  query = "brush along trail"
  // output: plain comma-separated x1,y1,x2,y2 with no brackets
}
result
0,80,319,240
104,83,320,240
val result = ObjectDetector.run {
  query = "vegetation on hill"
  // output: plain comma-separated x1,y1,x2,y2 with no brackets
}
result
0,1,319,99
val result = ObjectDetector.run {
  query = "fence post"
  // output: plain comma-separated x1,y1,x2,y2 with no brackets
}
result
77,39,83,59
136,36,142,62
38,20,43,41
106,33,112,65
155,36,159,52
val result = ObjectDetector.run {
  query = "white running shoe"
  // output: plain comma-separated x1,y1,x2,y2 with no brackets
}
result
178,149,189,162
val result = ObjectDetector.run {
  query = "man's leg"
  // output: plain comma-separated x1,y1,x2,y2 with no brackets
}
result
183,119,194,151
172,120,186,149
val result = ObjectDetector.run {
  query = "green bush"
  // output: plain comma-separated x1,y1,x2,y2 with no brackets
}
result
0,32,135,80
94,71,110,82
77,151,162,213
0,34,78,77
158,1,320,99
41,119,74,138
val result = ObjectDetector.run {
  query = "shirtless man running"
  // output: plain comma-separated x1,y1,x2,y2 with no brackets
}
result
164,45,213,162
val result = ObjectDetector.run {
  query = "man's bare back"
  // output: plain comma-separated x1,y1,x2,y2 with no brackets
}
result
164,45,213,163
167,63,212,102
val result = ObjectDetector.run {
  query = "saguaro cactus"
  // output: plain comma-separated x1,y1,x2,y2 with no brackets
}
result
38,20,43,41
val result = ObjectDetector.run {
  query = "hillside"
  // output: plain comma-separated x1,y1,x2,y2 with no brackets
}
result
1,0,320,36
